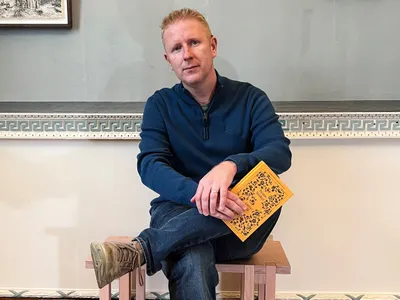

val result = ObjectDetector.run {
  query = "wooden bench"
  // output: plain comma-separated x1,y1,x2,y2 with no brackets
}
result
85,235,290,300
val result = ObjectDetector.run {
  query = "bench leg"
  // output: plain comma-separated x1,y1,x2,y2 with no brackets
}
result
265,265,277,300
119,272,131,300
99,284,111,300
135,266,146,300
258,283,265,300
257,266,277,300
240,265,255,300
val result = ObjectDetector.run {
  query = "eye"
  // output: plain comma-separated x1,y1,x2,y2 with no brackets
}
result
190,40,200,46
172,45,181,53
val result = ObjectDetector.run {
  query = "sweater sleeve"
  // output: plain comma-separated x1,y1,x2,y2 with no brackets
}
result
136,96,197,206
224,88,292,178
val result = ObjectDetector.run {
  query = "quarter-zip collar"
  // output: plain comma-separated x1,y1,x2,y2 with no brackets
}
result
175,69,225,106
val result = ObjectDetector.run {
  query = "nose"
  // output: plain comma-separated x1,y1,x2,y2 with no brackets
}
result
183,44,193,60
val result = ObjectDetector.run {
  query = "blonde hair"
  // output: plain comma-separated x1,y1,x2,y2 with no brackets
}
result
160,8,212,39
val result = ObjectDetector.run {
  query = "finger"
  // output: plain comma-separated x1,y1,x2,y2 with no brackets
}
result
212,210,234,221
218,206,236,220
228,191,247,211
225,199,245,216
201,186,211,216
218,185,228,211
209,186,219,215
227,190,241,202
194,185,204,214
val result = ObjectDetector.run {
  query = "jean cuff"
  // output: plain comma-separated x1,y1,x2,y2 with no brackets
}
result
133,236,155,276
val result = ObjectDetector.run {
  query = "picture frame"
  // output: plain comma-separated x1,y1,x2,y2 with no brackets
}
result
0,0,72,28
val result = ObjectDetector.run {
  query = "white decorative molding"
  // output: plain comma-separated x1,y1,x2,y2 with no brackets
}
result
1,112,400,140
0,113,142,140
0,289,399,300
279,112,400,139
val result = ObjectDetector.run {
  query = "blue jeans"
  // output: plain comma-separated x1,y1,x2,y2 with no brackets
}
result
135,201,281,300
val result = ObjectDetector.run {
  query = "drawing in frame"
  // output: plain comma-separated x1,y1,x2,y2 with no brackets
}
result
0,0,72,28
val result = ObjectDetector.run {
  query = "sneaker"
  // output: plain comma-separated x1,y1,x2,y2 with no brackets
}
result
90,240,144,288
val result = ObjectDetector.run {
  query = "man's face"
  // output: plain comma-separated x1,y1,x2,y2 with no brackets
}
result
163,19,217,87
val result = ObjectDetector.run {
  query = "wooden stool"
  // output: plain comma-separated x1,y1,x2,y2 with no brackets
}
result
85,236,290,300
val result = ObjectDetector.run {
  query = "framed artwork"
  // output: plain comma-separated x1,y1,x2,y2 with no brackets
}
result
0,0,72,28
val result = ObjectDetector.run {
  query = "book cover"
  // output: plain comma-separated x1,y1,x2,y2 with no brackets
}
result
223,160,294,242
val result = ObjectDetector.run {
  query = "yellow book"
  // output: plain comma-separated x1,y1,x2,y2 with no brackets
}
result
223,160,294,242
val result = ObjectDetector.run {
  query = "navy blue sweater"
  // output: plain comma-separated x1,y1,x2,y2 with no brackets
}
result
137,72,292,207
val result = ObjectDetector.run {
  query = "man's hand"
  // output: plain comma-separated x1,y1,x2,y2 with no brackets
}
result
190,161,238,216
211,191,248,221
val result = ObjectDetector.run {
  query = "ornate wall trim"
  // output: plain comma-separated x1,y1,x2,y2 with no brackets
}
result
280,112,400,139
0,289,399,300
0,113,142,140
1,112,400,140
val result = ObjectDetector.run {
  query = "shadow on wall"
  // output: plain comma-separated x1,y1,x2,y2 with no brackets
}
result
99,0,238,101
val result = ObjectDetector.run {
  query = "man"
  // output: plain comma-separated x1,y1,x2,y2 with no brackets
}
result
90,8,292,300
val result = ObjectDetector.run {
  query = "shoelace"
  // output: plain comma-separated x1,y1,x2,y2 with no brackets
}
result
112,242,144,286
133,242,144,286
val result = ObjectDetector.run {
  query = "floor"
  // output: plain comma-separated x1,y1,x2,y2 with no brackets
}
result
0,297,238,300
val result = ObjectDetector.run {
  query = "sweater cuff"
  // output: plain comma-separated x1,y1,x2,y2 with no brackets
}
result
177,178,198,207
224,154,249,179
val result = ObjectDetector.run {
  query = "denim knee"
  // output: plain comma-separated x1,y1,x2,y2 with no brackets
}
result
162,242,219,300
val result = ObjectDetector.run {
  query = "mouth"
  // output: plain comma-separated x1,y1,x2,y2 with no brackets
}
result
183,65,199,71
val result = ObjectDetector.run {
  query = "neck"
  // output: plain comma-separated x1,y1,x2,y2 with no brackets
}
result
183,69,217,105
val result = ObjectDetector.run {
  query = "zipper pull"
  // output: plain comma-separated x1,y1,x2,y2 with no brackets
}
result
202,112,209,140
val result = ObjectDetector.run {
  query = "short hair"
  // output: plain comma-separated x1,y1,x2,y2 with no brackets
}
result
160,8,212,39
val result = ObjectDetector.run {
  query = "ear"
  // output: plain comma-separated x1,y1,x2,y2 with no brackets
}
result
210,35,218,58
164,53,172,69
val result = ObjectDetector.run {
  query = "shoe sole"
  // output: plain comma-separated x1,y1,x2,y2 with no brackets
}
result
90,242,108,289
